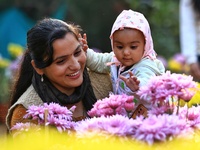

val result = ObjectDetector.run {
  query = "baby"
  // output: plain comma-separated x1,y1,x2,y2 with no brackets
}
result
85,9,165,117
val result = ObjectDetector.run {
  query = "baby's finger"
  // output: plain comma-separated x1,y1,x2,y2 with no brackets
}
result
128,71,134,77
83,33,87,41
83,44,88,51
78,33,82,39
130,76,140,84
119,75,127,82
78,34,84,44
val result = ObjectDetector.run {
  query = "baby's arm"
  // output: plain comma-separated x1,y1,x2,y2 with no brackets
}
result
132,58,165,87
119,61,164,93
79,33,113,73
86,49,113,73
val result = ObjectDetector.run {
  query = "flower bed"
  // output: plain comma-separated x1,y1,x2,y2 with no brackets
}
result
2,71,200,149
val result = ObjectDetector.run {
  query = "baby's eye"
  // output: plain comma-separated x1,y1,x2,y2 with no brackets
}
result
131,46,137,49
116,45,123,49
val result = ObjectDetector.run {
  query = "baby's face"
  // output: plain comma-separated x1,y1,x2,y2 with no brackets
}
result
112,28,145,67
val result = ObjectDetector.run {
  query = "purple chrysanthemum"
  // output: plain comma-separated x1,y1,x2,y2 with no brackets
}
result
137,71,198,115
24,102,75,132
133,114,191,145
88,94,135,117
11,122,39,131
75,115,135,138
10,122,41,137
178,105,200,129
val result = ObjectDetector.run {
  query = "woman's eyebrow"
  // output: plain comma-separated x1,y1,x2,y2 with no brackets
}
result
53,44,81,61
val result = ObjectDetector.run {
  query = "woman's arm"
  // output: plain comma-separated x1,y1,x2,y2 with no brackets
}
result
9,104,37,130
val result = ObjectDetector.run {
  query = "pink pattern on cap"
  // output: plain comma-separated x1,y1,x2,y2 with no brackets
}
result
110,9,156,60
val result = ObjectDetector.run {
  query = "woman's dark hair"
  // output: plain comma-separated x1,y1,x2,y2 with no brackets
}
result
9,18,82,106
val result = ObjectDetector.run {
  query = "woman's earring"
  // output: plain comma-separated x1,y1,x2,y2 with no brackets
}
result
41,75,44,82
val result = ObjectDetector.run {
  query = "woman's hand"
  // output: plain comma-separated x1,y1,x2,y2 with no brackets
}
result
119,71,140,92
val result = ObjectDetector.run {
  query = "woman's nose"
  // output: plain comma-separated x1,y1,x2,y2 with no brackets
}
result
69,57,80,70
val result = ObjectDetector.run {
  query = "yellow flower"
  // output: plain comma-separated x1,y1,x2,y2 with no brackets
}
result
1,127,200,150
0,58,10,68
7,43,24,59
180,82,200,107
168,59,182,72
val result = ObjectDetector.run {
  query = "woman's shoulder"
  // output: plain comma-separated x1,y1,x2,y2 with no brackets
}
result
16,85,43,109
6,85,43,130
88,69,113,100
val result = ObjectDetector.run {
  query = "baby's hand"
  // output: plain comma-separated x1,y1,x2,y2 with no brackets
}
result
119,71,140,92
79,33,88,52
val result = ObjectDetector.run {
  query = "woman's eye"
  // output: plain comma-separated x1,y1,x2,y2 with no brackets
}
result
74,50,82,56
56,59,65,64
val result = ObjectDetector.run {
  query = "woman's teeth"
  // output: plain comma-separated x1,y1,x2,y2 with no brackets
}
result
68,71,79,76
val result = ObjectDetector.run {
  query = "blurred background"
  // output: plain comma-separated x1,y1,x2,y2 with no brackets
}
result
0,0,180,60
0,0,182,127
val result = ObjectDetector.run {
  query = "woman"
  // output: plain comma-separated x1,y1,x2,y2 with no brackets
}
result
6,18,112,131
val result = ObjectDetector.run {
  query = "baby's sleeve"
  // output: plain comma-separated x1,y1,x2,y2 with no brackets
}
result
86,48,113,73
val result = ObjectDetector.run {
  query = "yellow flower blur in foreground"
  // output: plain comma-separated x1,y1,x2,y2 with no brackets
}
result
180,82,200,107
8,43,23,59
1,127,200,150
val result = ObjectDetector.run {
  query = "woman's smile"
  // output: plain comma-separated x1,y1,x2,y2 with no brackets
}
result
67,71,81,79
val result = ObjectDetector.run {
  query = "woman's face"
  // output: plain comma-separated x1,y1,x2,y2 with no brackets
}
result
42,33,86,95
112,28,145,67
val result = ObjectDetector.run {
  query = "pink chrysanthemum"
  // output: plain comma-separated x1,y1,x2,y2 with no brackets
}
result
11,122,39,131
133,114,191,145
88,94,135,117
24,102,75,132
137,71,197,114
10,122,41,137
75,115,135,138
178,105,200,129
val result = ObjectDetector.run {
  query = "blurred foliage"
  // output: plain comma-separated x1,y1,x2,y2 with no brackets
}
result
0,59,11,103
0,0,179,59
66,0,179,59
0,0,180,103
0,0,67,20
65,0,130,52
129,0,180,59
0,0,13,11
